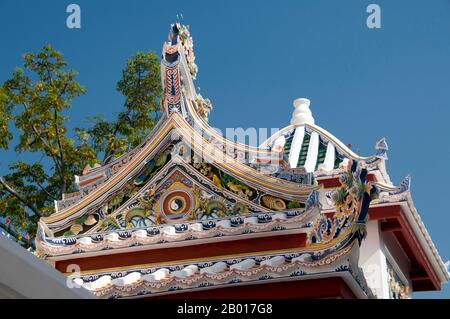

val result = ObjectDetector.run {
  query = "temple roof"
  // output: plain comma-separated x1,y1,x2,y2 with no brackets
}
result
70,241,373,299
260,98,389,178
35,22,449,298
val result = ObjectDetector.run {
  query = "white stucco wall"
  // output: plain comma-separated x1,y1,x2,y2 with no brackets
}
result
359,220,390,298
0,237,94,299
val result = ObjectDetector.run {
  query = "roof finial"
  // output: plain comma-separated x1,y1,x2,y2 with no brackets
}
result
375,137,389,159
291,98,314,126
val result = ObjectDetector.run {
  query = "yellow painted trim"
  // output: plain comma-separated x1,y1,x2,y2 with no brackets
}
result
174,115,318,193
185,99,269,154
373,181,398,191
41,121,175,223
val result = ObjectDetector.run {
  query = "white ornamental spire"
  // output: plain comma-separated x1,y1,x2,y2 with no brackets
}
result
290,98,315,126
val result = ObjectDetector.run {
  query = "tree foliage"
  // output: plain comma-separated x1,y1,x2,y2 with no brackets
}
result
0,45,162,247
78,52,162,164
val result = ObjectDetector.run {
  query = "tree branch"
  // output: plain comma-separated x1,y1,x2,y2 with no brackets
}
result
101,109,132,165
22,102,62,171
53,81,69,194
35,181,57,201
0,176,43,217
0,223,35,249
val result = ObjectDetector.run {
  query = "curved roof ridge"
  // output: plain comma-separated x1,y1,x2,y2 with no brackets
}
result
260,123,377,161
41,113,320,228
77,113,168,178
185,98,286,155
403,192,450,282
306,123,374,160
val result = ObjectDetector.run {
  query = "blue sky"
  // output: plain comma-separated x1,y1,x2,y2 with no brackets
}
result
0,0,449,298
